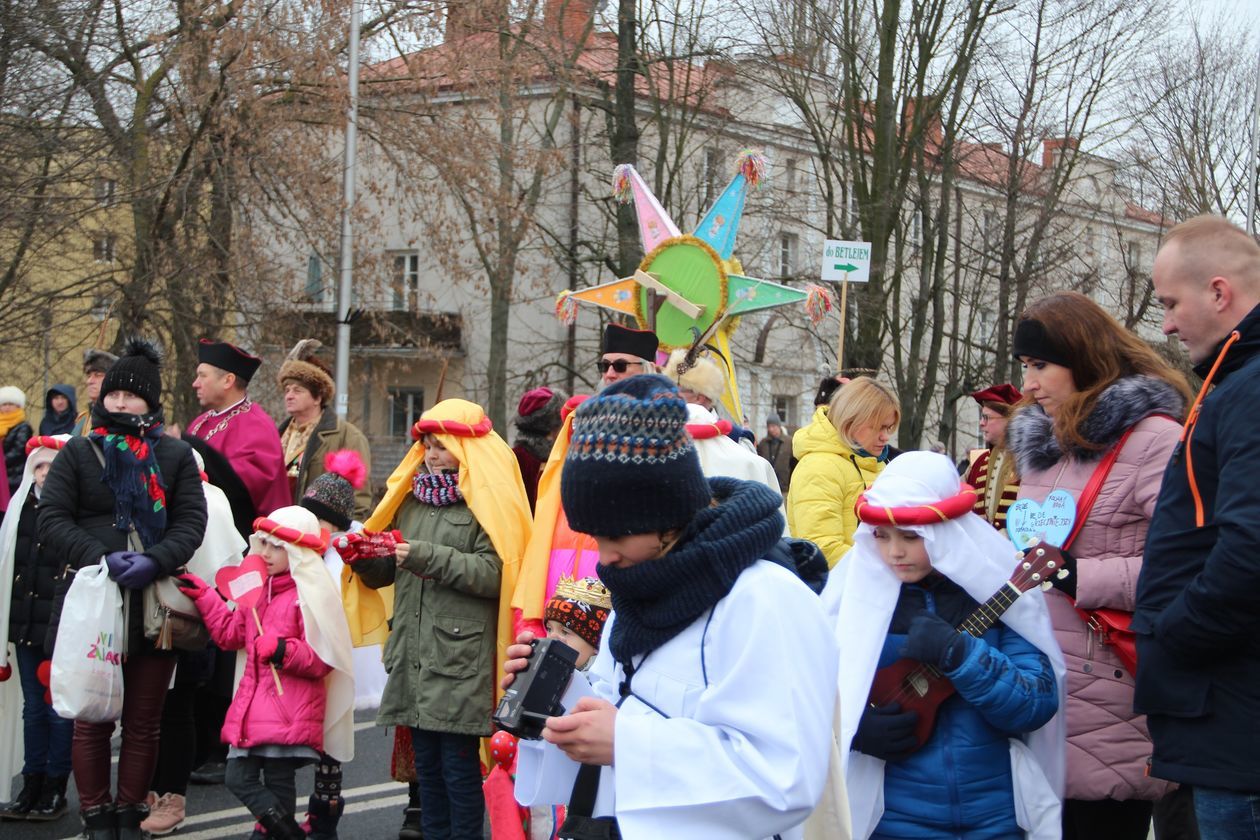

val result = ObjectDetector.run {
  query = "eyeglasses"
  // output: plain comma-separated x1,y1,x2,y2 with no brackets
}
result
597,358,643,374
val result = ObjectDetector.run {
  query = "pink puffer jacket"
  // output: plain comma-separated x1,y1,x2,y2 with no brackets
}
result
1010,393,1180,802
195,572,332,752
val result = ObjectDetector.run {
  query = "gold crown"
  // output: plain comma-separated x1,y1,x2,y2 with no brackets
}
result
552,575,612,611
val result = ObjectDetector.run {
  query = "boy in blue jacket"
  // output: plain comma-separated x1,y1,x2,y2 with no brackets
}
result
824,452,1065,839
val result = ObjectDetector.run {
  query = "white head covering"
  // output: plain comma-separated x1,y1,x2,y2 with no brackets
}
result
185,449,247,580
251,505,356,762
824,451,1066,839
0,433,69,800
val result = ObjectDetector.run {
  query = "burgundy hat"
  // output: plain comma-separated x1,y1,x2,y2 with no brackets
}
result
198,339,262,383
602,323,658,361
970,383,1022,406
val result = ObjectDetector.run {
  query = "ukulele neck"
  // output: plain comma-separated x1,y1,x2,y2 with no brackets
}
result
956,581,1022,637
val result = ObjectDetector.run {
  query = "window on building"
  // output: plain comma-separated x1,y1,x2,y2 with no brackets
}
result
772,394,792,427
90,294,112,321
779,232,799,279
92,235,115,263
784,158,798,193
389,387,425,438
981,210,997,247
847,190,861,230
703,147,722,205
909,210,922,252
1127,240,1141,271
392,253,420,311
94,177,117,207
305,252,324,302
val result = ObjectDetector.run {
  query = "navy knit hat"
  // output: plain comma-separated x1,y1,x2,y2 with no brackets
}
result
561,374,711,536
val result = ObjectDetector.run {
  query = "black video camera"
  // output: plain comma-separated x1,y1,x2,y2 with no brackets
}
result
493,638,579,740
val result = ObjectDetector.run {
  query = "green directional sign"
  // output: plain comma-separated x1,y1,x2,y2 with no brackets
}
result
820,239,872,283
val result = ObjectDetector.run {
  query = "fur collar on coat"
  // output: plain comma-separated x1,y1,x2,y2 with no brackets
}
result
1007,375,1184,473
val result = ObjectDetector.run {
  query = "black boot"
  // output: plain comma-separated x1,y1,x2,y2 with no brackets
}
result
0,772,43,819
116,802,149,840
306,795,344,840
27,774,69,821
80,803,117,840
398,782,422,840
257,807,305,840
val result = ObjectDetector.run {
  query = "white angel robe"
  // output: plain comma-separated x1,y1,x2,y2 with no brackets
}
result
516,560,839,840
686,404,789,535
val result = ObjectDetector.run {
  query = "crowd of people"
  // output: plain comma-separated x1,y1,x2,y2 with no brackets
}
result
0,213,1256,840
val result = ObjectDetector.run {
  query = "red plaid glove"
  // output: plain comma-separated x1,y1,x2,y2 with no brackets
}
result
334,529,404,564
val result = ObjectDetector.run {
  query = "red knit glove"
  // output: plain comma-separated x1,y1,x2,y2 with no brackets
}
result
334,529,404,564
175,573,211,599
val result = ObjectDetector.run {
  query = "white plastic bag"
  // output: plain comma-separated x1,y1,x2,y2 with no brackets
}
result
51,558,125,722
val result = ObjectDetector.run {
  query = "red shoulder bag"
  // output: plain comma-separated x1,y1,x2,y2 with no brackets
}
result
1062,424,1140,676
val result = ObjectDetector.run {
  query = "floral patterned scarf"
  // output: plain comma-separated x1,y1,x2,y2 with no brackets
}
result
89,402,168,546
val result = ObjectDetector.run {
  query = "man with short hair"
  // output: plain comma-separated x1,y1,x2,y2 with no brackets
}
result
187,338,290,517
598,323,658,388
276,340,372,520
71,348,118,436
1136,215,1260,837
963,383,1021,532
757,413,792,494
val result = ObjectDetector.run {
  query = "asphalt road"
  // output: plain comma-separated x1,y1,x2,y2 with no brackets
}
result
4,709,451,840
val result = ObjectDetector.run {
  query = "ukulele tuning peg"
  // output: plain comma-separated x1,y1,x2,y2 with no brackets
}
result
1041,581,1053,591
1035,548,1045,558
1031,573,1042,581
1021,561,1031,571
1056,569,1070,579
1046,560,1058,569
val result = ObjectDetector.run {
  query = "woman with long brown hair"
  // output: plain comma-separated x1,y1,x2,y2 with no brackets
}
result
1006,292,1191,839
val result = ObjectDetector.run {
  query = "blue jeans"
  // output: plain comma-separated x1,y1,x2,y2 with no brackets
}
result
410,728,483,840
1194,787,1260,840
16,645,73,776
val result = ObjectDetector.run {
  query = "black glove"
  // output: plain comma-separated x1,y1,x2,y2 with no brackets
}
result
852,702,920,762
901,611,971,671
1047,548,1077,598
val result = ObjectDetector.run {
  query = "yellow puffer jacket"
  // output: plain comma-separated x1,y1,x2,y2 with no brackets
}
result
786,406,886,567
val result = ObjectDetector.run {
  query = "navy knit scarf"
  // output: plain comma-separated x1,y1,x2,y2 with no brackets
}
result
89,402,168,547
598,477,785,664
413,470,463,507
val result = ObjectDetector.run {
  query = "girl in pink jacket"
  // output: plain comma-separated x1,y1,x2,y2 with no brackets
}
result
177,506,355,840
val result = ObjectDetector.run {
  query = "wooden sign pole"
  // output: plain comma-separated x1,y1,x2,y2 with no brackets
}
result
836,274,849,372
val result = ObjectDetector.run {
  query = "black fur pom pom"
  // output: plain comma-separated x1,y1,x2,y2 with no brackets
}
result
121,336,162,365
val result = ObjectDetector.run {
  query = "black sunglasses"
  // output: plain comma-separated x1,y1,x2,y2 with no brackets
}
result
597,359,642,374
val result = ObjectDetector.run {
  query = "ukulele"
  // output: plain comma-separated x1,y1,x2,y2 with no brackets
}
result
866,542,1067,752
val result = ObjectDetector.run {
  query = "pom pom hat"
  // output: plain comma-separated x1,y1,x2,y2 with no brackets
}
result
561,374,711,536
100,337,163,411
301,449,367,531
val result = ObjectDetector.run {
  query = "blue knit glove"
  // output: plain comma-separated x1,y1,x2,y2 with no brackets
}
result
105,550,144,579
852,703,920,762
113,554,161,590
901,611,971,671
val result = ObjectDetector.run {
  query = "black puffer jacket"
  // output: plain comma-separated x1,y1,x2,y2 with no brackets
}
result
38,434,208,657
7,490,56,651
2,420,32,497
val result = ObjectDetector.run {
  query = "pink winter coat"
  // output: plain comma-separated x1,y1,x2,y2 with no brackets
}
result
194,572,332,753
1008,377,1183,802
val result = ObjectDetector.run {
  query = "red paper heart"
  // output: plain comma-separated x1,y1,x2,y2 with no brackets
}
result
36,659,51,688
215,554,270,609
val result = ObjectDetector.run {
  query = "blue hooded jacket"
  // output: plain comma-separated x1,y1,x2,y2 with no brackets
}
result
40,384,77,435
